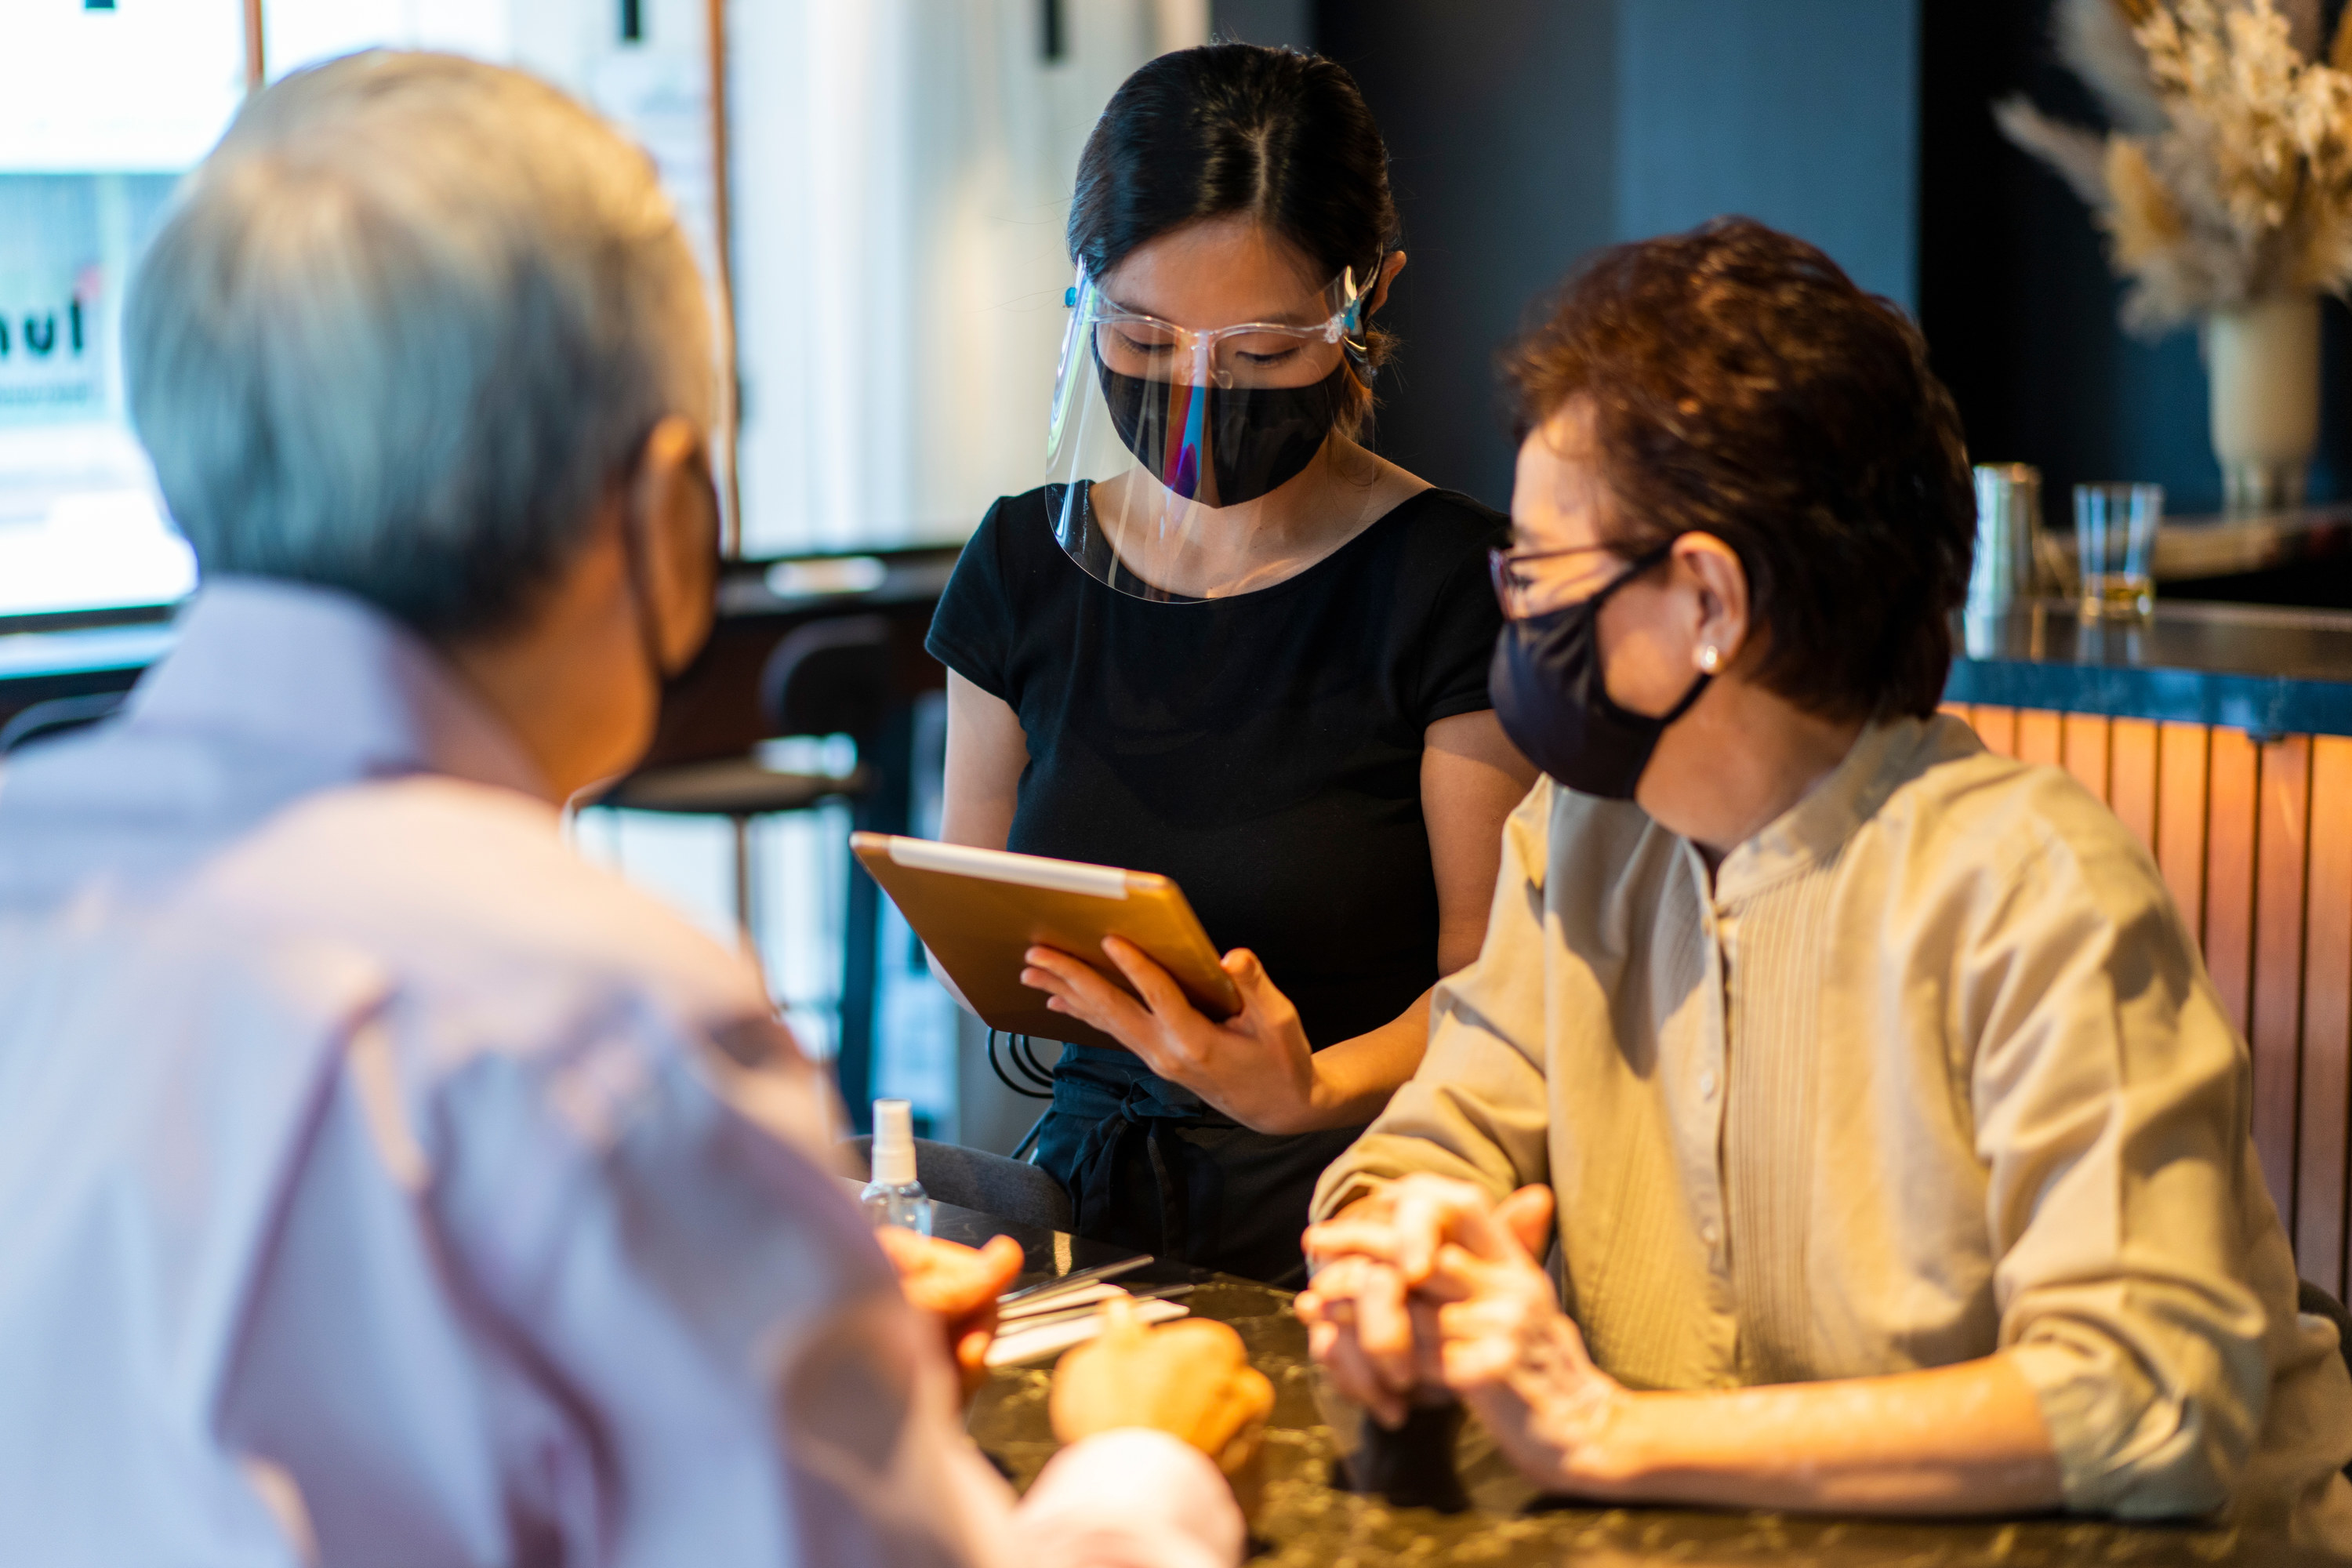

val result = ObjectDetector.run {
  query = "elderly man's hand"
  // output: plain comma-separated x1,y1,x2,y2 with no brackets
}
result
1051,1297,1276,1481
1296,1176,1556,1428
873,1228,1025,1401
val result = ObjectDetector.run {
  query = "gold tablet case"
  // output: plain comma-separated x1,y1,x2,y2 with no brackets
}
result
850,833,1240,1054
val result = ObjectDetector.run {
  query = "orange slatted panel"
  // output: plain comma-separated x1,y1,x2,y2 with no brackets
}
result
2156,724,2211,939
1938,702,1972,725
1973,704,2018,758
2062,713,2111,803
2015,709,2063,768
2203,730,2258,1037
2110,719,2161,857
2252,736,2313,1231
2296,738,2352,1295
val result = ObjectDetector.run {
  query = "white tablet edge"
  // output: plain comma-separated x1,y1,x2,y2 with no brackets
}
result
881,835,1130,900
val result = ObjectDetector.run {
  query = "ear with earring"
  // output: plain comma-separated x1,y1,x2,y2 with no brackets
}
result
1697,644,1722,673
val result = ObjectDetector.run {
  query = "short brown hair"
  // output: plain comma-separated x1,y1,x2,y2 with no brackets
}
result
1502,218,1974,722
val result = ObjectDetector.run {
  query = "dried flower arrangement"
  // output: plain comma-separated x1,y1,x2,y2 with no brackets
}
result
1997,0,2352,333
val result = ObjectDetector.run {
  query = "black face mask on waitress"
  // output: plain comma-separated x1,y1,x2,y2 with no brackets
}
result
1487,539,1711,800
1095,358,1346,507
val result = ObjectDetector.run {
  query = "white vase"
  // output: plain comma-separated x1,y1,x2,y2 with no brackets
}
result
2205,294,2321,514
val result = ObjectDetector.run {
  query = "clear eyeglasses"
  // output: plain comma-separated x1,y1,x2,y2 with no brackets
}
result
1058,264,1378,393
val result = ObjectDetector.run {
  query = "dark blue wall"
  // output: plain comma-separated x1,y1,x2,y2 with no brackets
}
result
1236,0,2278,521
1210,0,1313,49
1312,0,1924,508
1314,1,1619,506
1616,1,1918,310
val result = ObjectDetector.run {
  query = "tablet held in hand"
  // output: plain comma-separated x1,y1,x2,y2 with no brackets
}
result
850,833,1240,1051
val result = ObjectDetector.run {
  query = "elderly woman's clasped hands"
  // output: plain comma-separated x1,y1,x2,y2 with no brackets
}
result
1296,1175,1641,1496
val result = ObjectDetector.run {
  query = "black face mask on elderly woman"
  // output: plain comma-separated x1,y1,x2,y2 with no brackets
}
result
1486,539,1710,800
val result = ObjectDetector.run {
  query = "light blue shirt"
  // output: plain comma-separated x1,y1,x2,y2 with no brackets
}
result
0,578,1238,1568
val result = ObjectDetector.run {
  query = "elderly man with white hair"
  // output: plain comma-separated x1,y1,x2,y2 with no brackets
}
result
0,52,1257,1567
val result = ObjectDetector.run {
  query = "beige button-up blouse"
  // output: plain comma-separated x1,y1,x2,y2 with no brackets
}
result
1316,714,2352,1546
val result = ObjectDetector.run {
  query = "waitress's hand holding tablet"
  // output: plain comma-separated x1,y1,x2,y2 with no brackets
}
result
851,834,1321,1132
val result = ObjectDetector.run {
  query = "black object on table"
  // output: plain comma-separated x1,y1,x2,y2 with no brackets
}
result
840,1133,1073,1232
941,1199,2348,1567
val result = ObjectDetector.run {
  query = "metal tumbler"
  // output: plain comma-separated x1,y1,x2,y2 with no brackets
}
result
1969,463,2043,616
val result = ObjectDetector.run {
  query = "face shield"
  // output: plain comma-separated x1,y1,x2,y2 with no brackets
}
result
1044,263,1380,601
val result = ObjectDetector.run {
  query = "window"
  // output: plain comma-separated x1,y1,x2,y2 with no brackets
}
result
0,0,726,625
0,1,245,622
0,0,1198,1142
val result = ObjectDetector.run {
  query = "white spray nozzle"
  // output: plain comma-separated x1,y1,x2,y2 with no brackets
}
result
872,1098,918,1187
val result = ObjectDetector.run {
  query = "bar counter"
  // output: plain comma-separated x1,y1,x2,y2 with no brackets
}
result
1934,597,2352,1308
1945,597,2352,738
944,1203,2343,1567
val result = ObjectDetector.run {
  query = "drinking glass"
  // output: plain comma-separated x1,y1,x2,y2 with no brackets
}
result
2073,483,2161,620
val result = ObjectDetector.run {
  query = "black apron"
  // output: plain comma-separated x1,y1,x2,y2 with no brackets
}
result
1030,1044,1367,1288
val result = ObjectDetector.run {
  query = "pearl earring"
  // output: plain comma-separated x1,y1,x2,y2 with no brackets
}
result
1697,644,1722,673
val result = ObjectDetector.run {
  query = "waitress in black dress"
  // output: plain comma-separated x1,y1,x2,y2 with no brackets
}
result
926,43,1533,1287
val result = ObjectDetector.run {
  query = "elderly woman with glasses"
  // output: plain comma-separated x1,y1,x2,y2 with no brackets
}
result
1293,219,2352,1548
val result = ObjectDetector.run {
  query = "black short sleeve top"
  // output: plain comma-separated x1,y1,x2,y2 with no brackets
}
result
926,483,1509,1049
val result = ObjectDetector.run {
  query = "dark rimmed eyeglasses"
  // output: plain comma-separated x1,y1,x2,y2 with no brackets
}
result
1487,539,1674,621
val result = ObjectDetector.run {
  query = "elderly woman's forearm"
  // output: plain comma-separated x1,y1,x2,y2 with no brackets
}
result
1529,1356,2065,1515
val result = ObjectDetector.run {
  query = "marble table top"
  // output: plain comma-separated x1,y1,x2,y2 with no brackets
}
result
940,1200,2347,1566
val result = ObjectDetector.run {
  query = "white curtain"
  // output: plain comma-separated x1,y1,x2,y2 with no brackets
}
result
728,0,1207,557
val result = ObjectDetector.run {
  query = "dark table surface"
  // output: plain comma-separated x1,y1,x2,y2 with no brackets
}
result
938,1200,2346,1566
1946,597,2352,737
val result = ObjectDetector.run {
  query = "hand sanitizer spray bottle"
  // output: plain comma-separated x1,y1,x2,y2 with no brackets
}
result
862,1098,933,1236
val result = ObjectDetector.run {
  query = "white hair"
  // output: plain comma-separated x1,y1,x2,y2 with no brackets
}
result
127,51,713,636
